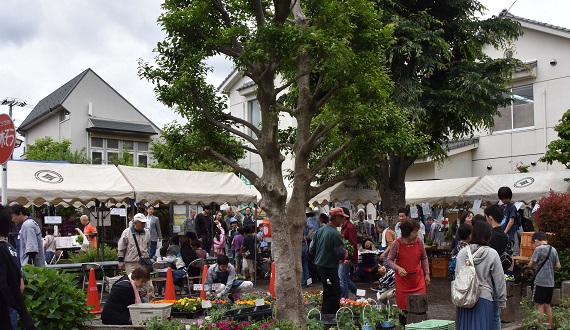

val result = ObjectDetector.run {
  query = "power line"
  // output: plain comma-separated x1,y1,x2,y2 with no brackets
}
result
507,0,519,14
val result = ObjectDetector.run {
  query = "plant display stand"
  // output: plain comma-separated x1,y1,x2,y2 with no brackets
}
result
223,304,272,321
405,319,455,330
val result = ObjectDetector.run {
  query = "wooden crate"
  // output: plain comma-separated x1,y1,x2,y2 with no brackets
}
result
431,257,449,268
432,268,448,278
521,232,535,247
520,245,535,258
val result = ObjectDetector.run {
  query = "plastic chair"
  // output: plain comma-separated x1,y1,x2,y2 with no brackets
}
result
50,250,64,265
81,263,110,303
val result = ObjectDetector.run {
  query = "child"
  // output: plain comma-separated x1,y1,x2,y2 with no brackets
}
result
43,227,56,264
233,227,245,277
213,227,226,256
191,240,207,259
529,232,561,330
498,186,521,256
371,264,395,305
449,223,471,280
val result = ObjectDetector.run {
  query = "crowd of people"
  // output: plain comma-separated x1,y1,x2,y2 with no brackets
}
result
0,186,564,329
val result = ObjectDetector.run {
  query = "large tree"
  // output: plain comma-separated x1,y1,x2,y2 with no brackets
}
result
140,0,409,323
372,0,523,214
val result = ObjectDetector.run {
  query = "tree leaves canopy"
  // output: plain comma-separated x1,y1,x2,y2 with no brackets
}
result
24,137,91,164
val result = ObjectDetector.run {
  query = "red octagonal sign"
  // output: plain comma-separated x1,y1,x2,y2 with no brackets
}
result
0,114,16,165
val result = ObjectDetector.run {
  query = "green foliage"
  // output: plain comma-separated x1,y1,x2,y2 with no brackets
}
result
108,145,135,166
24,137,90,164
541,109,570,172
521,297,570,330
533,191,570,250
150,121,242,171
554,249,570,285
22,265,94,329
144,317,185,330
69,245,119,263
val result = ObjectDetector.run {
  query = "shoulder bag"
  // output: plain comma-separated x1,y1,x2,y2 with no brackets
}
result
132,232,153,272
530,245,552,292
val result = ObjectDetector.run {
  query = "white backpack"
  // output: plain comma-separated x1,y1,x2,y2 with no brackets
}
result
451,246,483,308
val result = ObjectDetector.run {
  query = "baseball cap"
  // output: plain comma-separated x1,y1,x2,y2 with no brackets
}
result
329,207,348,218
133,213,147,223
357,208,365,214
230,217,238,224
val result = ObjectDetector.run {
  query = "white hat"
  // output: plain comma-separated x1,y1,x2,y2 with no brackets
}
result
357,208,365,214
133,213,147,223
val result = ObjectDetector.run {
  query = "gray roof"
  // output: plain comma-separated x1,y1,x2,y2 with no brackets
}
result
236,81,256,91
88,118,157,135
444,137,479,151
499,9,570,34
19,69,89,131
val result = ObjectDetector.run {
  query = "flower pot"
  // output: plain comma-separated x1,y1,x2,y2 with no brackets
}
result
379,320,395,330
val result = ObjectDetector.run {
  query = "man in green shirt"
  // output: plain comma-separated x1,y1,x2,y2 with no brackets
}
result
309,207,347,314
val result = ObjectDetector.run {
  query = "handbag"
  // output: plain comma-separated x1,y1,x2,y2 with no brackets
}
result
132,232,153,272
530,245,552,292
451,246,483,308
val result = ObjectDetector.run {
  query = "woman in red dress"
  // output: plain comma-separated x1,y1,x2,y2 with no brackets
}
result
387,219,430,326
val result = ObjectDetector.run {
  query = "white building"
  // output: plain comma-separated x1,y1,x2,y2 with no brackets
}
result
219,12,570,185
408,11,570,180
18,68,160,166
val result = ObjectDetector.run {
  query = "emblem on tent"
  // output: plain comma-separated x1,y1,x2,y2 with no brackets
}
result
514,177,534,188
35,170,64,184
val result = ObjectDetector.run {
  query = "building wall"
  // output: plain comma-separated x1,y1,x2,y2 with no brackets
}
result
24,114,60,147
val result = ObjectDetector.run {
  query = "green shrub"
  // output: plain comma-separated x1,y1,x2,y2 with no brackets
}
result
22,265,94,329
555,249,570,285
69,245,118,263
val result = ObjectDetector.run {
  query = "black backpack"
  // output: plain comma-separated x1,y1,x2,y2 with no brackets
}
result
500,240,514,272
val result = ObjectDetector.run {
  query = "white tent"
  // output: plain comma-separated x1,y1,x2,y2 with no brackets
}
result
462,170,570,205
6,161,134,206
117,165,257,205
405,176,480,207
309,179,380,206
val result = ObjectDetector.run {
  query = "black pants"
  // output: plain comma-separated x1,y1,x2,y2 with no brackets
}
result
316,265,341,314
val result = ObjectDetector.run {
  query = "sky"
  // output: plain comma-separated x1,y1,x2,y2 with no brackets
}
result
1,0,570,157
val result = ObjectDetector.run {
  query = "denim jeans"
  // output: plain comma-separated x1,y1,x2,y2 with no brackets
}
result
302,242,310,285
150,241,158,259
9,307,17,329
492,287,501,329
339,262,357,298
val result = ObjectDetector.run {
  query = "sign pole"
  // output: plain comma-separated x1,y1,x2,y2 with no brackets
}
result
0,113,16,205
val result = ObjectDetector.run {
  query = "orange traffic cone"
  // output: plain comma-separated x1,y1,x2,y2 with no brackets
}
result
200,264,209,299
269,262,276,298
164,267,176,300
86,268,101,314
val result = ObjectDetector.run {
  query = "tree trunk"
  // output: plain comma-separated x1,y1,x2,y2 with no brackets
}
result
377,155,416,217
263,193,306,324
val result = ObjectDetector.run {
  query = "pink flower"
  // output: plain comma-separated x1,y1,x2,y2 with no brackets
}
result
262,324,270,329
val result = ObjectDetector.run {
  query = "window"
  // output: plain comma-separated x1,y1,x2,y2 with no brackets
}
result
107,152,118,164
138,155,148,167
107,139,119,149
493,85,534,132
91,138,103,148
247,100,261,138
137,141,149,151
91,152,102,164
123,141,134,151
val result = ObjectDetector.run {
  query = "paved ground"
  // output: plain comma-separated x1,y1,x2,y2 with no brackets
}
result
85,276,525,329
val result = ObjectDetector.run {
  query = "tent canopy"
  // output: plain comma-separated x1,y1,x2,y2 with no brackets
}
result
117,165,257,205
462,170,570,205
405,176,480,207
7,161,134,206
309,179,380,206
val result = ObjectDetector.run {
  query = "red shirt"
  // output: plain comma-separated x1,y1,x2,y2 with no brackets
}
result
341,221,358,263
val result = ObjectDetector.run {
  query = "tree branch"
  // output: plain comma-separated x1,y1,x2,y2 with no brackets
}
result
219,112,261,135
307,165,368,198
306,119,341,151
211,0,244,54
314,82,341,113
274,104,294,115
251,0,266,27
309,136,355,178
190,86,258,147
228,144,259,155
202,146,260,185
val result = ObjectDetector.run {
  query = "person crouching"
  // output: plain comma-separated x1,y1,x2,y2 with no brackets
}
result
204,255,253,302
